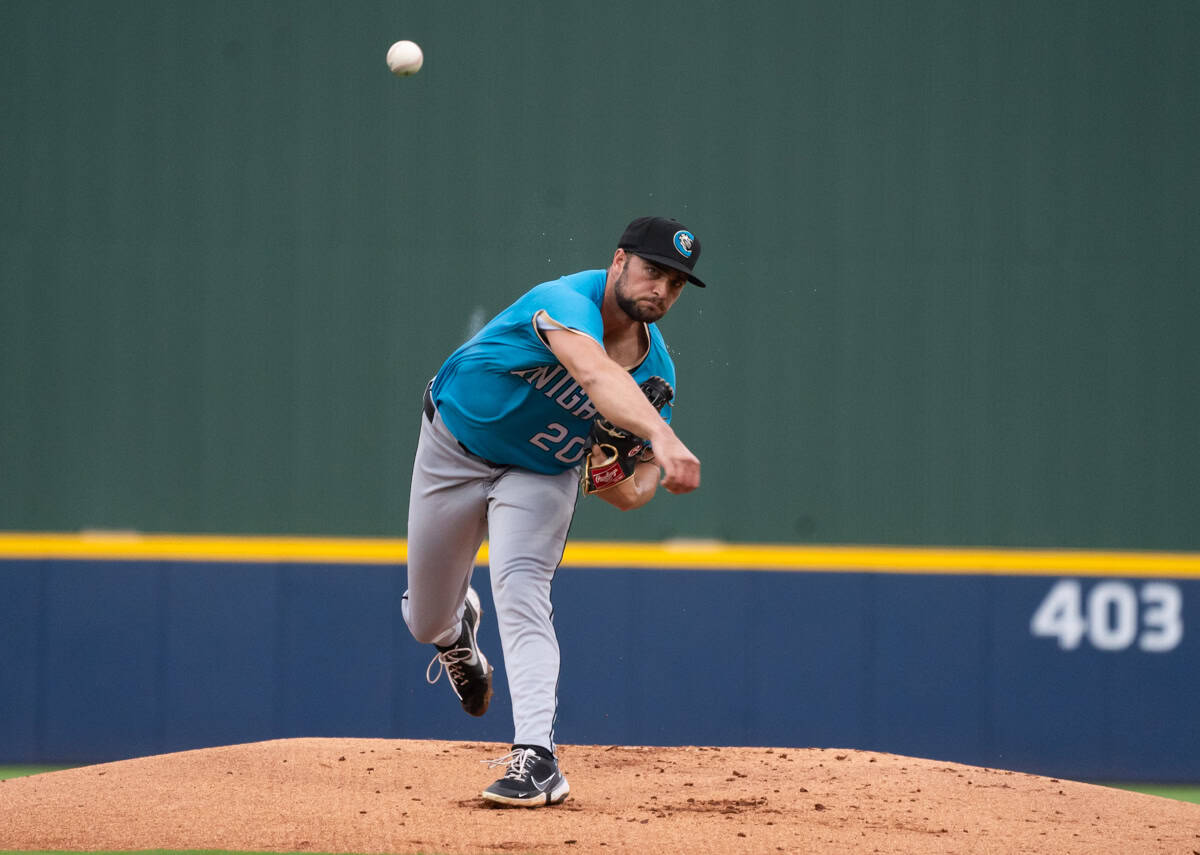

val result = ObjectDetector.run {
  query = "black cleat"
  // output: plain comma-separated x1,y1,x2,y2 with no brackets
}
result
426,587,493,717
481,747,570,807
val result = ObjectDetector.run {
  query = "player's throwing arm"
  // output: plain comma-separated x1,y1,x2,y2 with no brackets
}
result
545,329,700,508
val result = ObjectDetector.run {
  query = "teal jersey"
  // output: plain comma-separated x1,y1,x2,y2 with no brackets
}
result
431,269,676,474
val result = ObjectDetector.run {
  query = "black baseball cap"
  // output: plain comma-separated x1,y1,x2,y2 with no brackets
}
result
617,216,708,288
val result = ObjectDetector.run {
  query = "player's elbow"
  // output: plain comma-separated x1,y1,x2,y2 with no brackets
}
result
602,494,647,512
597,468,658,511
606,493,646,512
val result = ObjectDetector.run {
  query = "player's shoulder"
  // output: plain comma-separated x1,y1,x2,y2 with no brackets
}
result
528,269,606,301
493,270,603,323
521,270,606,329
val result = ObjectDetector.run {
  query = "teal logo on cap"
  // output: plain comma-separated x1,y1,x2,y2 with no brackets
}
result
673,230,695,258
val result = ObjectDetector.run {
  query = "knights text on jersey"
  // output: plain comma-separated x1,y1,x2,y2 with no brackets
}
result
430,269,676,474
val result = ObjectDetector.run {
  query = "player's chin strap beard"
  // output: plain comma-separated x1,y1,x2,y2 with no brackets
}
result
614,287,660,323
615,296,641,322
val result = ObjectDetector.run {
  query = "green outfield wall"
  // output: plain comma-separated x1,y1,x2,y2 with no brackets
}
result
3,1,1198,548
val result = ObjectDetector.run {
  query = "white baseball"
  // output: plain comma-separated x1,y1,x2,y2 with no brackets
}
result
386,40,423,76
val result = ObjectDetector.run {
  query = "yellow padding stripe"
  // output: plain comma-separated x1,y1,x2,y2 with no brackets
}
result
565,541,1200,577
0,532,1198,577
0,532,408,564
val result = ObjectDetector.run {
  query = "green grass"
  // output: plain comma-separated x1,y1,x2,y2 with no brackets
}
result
1104,783,1200,804
0,766,70,780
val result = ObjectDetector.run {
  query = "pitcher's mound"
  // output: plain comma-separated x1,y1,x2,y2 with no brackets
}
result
1,738,1197,854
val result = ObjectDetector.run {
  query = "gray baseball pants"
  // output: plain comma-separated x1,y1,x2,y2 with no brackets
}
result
402,395,578,752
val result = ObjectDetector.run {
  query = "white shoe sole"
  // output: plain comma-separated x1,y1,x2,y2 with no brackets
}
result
481,778,570,807
465,588,490,669
465,586,482,622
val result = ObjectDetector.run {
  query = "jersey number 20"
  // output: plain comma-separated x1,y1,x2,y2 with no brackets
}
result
529,423,588,464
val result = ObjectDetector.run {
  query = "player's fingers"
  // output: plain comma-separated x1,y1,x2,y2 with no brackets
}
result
660,458,700,493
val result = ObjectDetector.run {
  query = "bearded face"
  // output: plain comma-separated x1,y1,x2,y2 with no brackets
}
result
613,256,683,323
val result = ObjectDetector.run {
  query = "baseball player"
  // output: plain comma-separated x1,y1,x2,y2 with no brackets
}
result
402,216,706,806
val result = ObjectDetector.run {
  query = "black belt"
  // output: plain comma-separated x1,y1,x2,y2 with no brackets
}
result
423,382,502,468
423,381,437,423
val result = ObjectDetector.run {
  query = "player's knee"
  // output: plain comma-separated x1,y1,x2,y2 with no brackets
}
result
407,615,451,646
408,624,437,645
403,599,455,646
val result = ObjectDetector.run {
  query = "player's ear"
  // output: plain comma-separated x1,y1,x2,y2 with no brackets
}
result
611,248,627,269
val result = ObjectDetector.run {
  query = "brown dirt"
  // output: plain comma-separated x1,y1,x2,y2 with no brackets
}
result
1,738,1197,854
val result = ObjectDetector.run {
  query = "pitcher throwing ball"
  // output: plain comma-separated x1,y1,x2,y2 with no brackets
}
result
402,216,707,807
